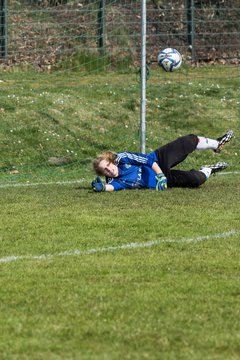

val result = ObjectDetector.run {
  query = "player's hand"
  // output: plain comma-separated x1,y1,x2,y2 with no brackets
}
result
91,176,106,192
155,173,167,191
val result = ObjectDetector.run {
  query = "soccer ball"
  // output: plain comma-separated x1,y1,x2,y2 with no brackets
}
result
157,48,182,72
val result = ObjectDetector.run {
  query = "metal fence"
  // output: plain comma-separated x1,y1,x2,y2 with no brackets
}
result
0,0,239,68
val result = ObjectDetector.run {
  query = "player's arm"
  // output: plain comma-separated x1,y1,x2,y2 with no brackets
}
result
151,161,163,175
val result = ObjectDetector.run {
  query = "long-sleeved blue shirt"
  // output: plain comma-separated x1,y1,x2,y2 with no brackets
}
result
106,151,158,191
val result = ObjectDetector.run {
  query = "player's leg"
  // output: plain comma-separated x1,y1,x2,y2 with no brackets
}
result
167,169,207,188
196,130,234,152
154,130,234,176
154,134,198,176
167,162,229,188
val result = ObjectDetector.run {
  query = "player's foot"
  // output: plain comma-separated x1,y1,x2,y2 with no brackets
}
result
214,130,234,153
200,162,229,174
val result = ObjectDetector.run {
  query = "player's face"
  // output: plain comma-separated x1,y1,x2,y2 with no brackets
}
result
98,159,119,177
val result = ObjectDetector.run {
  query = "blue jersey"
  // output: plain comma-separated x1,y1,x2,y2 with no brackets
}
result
106,151,158,191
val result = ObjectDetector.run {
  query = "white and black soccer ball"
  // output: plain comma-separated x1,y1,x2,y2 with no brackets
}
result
157,48,182,72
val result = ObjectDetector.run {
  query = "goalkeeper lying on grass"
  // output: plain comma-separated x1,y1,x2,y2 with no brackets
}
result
91,130,233,192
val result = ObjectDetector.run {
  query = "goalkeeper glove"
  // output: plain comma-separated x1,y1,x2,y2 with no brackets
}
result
91,176,106,192
155,173,167,191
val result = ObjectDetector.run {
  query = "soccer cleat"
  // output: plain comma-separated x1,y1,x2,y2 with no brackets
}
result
214,130,234,153
200,162,229,174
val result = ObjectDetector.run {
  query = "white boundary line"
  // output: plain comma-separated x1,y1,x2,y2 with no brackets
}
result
218,171,240,175
0,171,239,189
0,229,239,264
0,179,85,188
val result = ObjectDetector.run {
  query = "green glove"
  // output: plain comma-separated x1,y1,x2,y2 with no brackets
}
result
155,173,167,191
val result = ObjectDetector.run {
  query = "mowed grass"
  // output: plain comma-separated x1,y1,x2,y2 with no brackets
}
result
0,65,240,359
0,174,240,360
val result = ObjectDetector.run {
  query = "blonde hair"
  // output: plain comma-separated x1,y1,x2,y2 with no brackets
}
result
92,151,117,176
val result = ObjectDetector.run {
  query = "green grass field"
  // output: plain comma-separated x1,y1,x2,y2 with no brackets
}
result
0,65,239,359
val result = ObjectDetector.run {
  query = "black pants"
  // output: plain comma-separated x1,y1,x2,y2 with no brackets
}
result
154,134,207,188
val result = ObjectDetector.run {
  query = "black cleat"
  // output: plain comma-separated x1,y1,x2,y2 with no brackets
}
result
200,162,229,174
214,130,234,153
